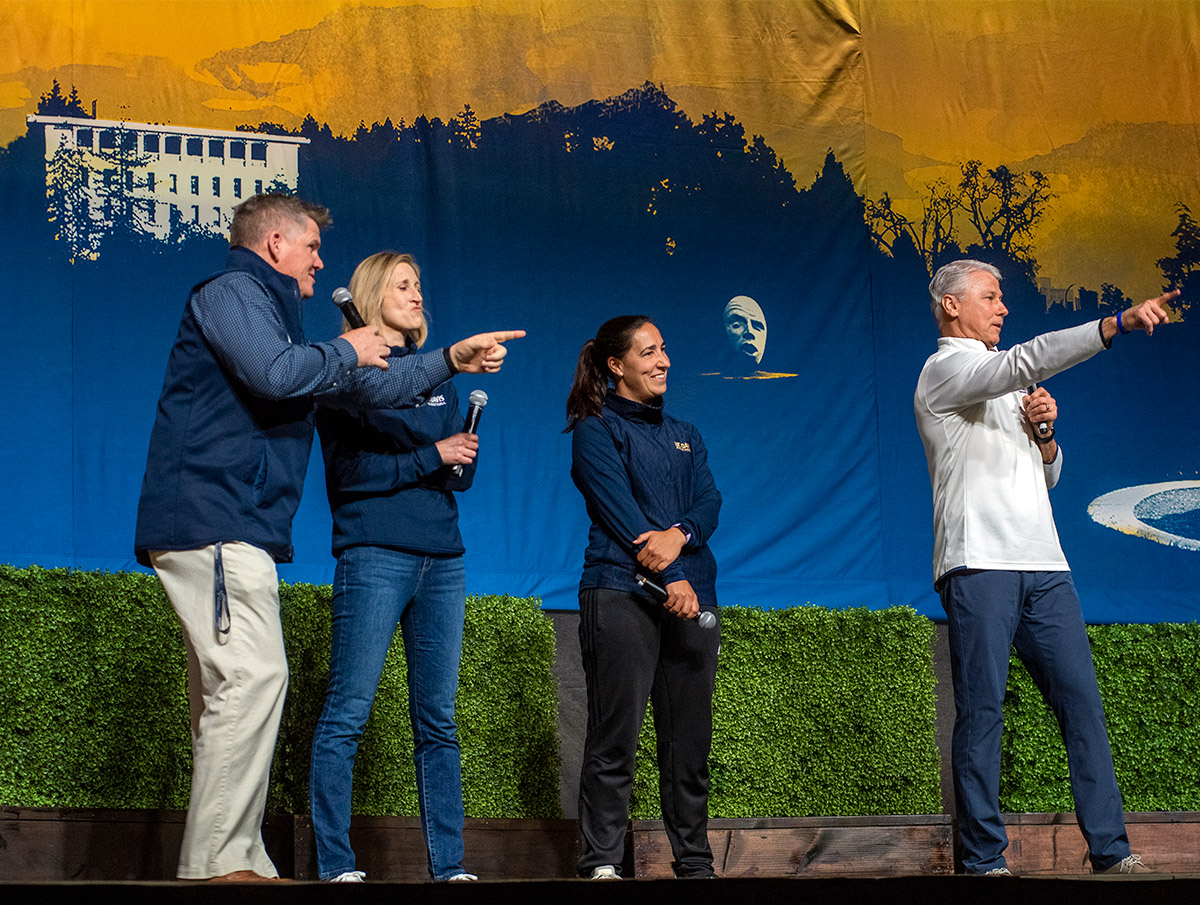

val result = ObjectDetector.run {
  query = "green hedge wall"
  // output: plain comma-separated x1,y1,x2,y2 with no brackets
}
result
0,566,193,809
0,565,561,817
631,605,943,818
4,565,1198,818
1000,622,1200,813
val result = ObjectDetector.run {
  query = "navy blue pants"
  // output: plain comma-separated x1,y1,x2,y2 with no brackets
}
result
939,570,1130,873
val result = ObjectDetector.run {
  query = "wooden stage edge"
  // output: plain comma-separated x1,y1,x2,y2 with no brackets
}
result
2,808,1198,883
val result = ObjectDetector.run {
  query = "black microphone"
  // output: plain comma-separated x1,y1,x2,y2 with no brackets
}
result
332,286,367,329
451,389,488,478
1026,383,1052,437
635,574,717,629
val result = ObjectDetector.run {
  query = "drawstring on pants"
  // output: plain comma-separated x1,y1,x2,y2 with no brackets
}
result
214,541,231,644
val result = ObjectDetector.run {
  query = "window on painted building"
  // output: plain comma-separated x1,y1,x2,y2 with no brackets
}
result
233,177,242,198
212,177,220,197
250,143,267,161
254,180,263,195
213,207,222,226
75,128,92,149
146,200,157,224
164,135,181,155
121,132,136,151
125,170,134,190
191,205,200,223
208,139,224,159
147,172,156,192
143,134,159,153
99,130,116,150
229,141,246,160
169,174,178,194
169,203,178,222
186,137,203,157
190,175,199,195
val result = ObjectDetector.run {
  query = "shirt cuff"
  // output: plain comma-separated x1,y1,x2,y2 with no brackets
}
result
329,336,360,377
1043,444,1063,488
671,522,693,546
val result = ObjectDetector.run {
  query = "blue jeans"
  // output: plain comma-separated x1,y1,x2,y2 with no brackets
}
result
939,570,1130,874
310,546,467,880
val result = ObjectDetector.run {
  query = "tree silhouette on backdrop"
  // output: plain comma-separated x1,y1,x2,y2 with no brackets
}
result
866,160,1055,282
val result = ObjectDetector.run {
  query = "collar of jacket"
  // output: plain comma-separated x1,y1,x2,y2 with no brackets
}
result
604,388,664,424
387,336,419,359
218,245,306,342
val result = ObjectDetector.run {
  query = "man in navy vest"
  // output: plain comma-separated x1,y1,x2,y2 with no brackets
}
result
135,194,522,881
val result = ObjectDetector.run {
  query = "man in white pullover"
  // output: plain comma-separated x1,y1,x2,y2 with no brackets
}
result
914,259,1177,876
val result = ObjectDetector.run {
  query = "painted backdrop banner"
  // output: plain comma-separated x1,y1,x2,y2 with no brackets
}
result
0,1,1196,620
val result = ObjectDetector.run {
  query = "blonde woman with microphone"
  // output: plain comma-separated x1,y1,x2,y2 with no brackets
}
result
310,252,480,883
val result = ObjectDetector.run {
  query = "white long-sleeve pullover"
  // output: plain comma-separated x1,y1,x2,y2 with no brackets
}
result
914,319,1107,583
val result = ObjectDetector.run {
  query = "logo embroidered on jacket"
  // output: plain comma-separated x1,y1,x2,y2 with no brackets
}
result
427,394,447,406
675,441,691,452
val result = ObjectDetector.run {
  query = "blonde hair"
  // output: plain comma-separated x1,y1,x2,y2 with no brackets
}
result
345,252,428,347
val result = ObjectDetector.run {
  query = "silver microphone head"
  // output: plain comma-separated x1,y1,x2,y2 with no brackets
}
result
468,389,489,408
697,610,717,630
332,287,353,307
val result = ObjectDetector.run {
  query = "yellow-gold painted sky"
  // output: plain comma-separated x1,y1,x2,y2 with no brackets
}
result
863,0,1200,165
861,0,1200,301
3,0,1199,297
0,1,860,165
2,0,421,69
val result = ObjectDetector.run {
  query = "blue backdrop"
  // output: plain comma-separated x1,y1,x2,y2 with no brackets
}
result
1,85,1196,620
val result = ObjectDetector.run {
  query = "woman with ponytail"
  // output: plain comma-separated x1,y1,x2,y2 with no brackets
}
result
565,315,722,880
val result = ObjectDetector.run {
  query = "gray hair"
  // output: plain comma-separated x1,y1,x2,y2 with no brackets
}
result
928,259,1001,325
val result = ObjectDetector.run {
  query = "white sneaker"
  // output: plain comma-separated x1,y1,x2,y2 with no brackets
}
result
589,865,621,879
1100,853,1153,874
446,872,478,881
327,870,366,882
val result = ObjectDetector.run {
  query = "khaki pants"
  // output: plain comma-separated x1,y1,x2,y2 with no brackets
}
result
152,542,288,879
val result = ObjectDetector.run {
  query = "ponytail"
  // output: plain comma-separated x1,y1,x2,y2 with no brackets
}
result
564,315,651,431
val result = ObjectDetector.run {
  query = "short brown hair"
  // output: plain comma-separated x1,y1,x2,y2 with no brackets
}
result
228,193,331,248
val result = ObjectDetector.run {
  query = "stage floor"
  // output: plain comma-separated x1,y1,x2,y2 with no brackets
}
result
4,875,1200,905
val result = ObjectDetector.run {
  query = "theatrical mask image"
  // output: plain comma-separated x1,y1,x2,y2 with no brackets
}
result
724,295,767,367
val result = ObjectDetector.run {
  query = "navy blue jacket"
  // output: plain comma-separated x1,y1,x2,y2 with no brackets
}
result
571,391,721,604
317,343,475,557
135,248,452,564
135,247,320,564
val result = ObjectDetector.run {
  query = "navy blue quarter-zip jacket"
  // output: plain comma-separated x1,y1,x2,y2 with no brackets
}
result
317,342,475,557
571,390,720,604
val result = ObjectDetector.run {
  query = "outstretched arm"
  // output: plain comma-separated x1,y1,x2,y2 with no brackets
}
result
1101,290,1179,343
449,330,526,373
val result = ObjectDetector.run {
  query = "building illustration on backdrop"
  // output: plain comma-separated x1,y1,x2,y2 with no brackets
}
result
28,114,307,257
1040,277,1078,312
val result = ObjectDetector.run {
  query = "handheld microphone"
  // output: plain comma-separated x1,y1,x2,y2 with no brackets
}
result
451,389,488,478
332,287,367,329
1026,383,1051,437
635,574,717,629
